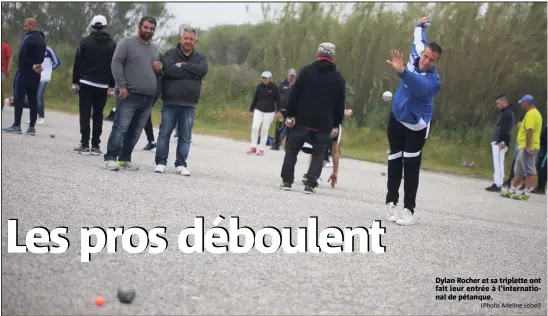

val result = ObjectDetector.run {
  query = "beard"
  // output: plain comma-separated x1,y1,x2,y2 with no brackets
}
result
139,31,154,41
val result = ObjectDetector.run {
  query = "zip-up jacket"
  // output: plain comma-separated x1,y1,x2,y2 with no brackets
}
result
492,105,515,146
17,30,46,80
392,23,441,130
249,81,280,113
286,58,346,133
278,79,294,112
161,44,208,107
40,46,61,82
72,31,117,88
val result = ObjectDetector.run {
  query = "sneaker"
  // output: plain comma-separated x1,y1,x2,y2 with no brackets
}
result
143,142,156,151
104,160,119,171
485,183,501,192
532,188,546,195
386,202,398,222
512,192,530,201
395,208,416,226
37,117,45,124
154,164,166,173
500,190,516,199
73,144,90,155
25,127,36,136
303,186,316,194
117,161,139,171
2,125,22,134
176,166,191,176
279,182,292,191
256,149,264,156
90,146,102,155
247,147,256,154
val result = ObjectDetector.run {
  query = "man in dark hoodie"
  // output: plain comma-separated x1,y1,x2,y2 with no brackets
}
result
71,15,117,155
271,68,296,150
279,42,346,194
3,17,46,135
486,95,515,192
154,26,208,176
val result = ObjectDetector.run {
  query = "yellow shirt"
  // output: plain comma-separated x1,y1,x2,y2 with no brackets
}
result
517,107,543,150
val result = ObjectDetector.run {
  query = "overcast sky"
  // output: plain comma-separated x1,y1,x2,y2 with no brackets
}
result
161,2,407,36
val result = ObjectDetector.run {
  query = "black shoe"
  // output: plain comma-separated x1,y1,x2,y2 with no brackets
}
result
279,182,292,191
73,144,90,154
532,188,546,195
485,183,501,192
3,125,22,134
143,142,156,151
26,127,36,136
304,186,316,194
502,181,511,188
91,146,103,155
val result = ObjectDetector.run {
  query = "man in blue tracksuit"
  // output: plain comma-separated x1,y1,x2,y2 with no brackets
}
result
385,16,442,226
3,18,46,135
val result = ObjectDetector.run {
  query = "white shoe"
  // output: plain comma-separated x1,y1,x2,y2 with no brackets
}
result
386,202,398,222
176,166,191,176
154,164,166,173
395,208,416,226
37,118,45,124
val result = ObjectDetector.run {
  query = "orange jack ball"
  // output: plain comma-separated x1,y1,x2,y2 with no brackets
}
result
95,296,105,307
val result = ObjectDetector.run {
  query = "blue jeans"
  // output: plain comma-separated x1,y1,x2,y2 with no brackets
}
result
104,93,154,162
155,105,195,167
37,81,48,118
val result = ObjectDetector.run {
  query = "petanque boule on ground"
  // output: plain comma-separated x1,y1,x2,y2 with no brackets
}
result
117,285,136,304
50,134,55,138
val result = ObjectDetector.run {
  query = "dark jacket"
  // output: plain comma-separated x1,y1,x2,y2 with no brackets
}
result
540,124,547,156
286,59,346,133
492,105,515,146
161,44,208,107
278,79,294,112
249,81,280,113
17,31,46,80
72,31,117,87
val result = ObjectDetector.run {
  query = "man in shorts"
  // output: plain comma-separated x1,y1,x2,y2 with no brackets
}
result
501,94,543,201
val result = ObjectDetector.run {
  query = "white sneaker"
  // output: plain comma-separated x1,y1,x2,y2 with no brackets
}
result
386,202,398,222
154,164,166,173
395,208,416,226
176,166,191,176
37,118,45,124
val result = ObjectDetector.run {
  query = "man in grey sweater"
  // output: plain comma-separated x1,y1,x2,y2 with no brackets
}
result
103,16,163,171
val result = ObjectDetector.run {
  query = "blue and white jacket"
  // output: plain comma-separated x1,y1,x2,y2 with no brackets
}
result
392,24,441,131
40,46,61,82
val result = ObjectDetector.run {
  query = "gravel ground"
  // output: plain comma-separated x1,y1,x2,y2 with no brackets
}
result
2,107,546,315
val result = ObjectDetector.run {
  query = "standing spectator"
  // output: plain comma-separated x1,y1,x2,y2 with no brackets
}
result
1,40,13,110
103,16,163,171
142,55,164,152
503,115,524,188
532,124,547,194
3,18,46,135
384,16,442,226
271,68,296,150
154,26,208,175
26,45,60,125
247,71,281,156
72,15,117,155
501,94,543,201
279,42,346,194
485,95,515,192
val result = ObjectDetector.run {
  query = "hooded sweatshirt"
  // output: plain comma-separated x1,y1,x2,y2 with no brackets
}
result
72,30,117,88
286,58,346,133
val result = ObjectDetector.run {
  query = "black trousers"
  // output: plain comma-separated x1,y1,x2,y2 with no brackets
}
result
537,152,547,191
386,113,428,212
144,115,155,142
13,72,39,127
281,125,330,188
79,84,108,147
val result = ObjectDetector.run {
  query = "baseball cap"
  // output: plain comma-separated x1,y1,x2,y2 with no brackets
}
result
261,71,272,79
518,94,534,104
288,68,297,76
90,15,108,27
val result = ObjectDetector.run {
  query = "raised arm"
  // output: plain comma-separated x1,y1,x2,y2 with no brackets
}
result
111,38,129,89
408,18,429,67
